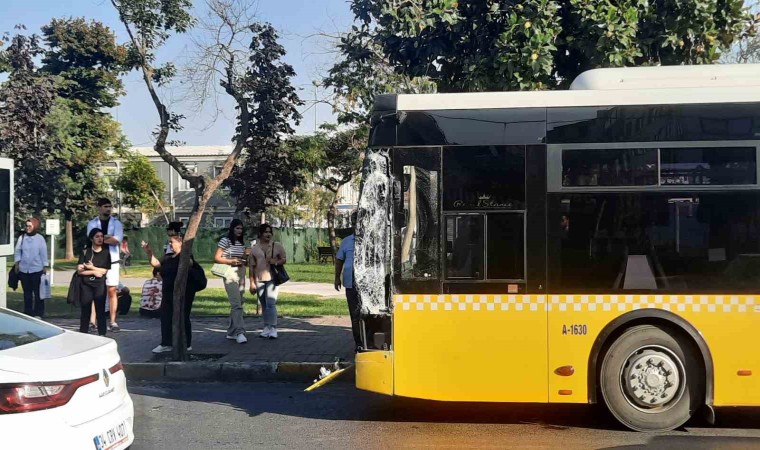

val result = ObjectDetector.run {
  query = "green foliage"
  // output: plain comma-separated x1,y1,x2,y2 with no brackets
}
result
41,18,130,221
44,98,114,221
110,0,194,65
324,31,436,124
293,125,366,194
334,0,754,93
226,23,303,214
113,150,166,214
41,18,128,108
0,31,60,219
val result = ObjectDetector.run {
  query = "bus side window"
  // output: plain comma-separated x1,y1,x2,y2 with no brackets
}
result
445,215,484,280
400,165,439,280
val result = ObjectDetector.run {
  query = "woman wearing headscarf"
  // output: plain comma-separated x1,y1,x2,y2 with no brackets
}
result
143,234,198,353
13,218,49,318
77,228,111,336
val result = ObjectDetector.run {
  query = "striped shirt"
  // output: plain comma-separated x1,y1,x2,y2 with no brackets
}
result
218,236,246,260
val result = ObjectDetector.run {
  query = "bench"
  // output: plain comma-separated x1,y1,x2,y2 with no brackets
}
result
318,246,334,264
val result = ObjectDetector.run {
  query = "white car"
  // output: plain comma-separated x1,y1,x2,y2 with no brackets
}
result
0,308,134,450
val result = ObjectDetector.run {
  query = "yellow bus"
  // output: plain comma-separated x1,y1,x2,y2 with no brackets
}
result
351,64,760,431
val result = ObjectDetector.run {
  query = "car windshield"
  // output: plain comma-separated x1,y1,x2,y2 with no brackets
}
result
0,309,64,351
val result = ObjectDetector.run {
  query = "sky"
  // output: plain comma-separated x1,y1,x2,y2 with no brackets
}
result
0,0,356,146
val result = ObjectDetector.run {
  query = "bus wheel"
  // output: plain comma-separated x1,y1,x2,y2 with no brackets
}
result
600,324,704,431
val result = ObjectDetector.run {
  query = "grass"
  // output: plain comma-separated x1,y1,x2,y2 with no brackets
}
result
46,259,335,283
8,286,348,318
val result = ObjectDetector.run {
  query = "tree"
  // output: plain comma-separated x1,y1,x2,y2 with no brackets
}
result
41,18,130,259
226,138,304,221
293,125,365,252
333,0,754,94
0,29,60,223
111,0,300,360
112,149,168,221
323,32,436,125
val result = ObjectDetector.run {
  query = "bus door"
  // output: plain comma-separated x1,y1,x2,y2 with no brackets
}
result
393,145,548,402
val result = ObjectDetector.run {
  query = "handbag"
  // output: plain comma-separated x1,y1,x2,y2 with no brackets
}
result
66,273,83,307
67,248,92,307
8,234,23,291
269,243,289,286
189,259,208,292
211,263,233,278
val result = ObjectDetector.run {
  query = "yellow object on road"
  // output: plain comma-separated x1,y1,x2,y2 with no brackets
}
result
304,365,353,392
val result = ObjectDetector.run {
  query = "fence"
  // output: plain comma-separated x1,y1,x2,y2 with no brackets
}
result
57,226,351,263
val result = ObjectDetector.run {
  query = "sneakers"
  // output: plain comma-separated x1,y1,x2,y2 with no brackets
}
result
89,323,97,334
259,326,278,339
227,333,247,343
110,322,120,332
186,346,193,352
152,345,172,354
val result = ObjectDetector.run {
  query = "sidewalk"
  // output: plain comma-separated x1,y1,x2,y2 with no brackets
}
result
47,315,355,364
52,270,342,297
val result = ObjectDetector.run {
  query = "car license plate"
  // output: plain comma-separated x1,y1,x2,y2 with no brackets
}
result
93,420,129,450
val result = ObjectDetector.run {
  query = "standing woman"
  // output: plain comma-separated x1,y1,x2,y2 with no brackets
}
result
249,223,286,339
77,228,111,336
143,234,196,353
14,218,49,318
215,219,248,344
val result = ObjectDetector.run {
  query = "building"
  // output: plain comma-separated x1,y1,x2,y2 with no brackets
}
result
102,145,358,228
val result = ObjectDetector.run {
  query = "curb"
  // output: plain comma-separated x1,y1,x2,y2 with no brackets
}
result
124,361,355,383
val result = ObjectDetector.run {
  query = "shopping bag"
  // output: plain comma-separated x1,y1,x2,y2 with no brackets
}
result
40,273,51,299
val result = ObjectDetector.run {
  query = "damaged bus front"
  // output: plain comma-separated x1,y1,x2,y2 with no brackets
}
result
352,96,397,395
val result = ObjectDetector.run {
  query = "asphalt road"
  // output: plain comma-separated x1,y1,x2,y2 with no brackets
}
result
129,381,760,449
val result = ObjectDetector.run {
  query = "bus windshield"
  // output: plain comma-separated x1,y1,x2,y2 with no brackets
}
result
354,149,392,315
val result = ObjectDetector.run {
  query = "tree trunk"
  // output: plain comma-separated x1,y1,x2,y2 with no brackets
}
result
171,191,209,361
327,189,339,255
65,219,75,260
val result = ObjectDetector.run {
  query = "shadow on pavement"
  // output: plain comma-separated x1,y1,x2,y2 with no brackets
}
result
601,435,760,449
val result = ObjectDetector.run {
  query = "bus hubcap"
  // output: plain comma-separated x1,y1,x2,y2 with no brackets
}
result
622,348,682,410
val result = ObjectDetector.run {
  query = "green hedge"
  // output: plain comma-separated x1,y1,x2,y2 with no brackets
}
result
58,226,352,263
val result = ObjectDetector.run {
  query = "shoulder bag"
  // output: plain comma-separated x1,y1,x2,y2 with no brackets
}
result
66,248,91,307
270,243,289,286
189,258,208,292
8,235,23,291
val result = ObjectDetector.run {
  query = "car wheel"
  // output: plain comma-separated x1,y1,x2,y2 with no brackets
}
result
600,324,704,431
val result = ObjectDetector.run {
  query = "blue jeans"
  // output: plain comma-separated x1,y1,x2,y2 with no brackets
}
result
256,281,278,327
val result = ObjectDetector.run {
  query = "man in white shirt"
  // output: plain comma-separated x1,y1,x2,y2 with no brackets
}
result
86,197,124,331
335,212,361,351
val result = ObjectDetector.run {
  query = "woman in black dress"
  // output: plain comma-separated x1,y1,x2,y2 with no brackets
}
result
143,234,197,353
77,228,111,336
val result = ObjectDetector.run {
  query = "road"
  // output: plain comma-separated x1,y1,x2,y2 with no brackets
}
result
129,382,760,449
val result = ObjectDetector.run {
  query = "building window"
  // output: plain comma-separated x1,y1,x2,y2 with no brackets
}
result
214,217,233,228
212,165,231,190
179,165,197,191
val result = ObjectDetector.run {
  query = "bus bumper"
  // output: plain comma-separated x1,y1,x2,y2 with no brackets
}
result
356,350,393,395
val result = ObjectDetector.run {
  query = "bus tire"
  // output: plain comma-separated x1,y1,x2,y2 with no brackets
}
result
600,324,704,431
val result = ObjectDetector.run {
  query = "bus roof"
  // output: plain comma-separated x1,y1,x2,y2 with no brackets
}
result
392,64,760,111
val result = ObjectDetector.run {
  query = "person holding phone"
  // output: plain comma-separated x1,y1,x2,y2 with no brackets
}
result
215,219,248,344
77,228,111,336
